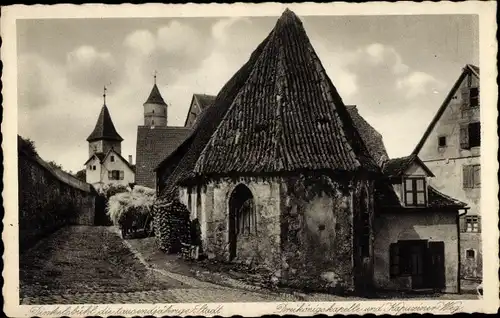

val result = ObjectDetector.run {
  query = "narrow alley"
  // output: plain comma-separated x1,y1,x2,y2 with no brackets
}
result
19,226,300,304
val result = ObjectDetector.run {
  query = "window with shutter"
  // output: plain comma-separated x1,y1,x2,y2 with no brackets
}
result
119,171,124,180
459,125,470,149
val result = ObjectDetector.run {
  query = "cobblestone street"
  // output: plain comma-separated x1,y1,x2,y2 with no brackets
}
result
20,226,300,304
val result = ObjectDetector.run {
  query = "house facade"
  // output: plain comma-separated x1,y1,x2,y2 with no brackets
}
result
412,64,481,280
374,155,467,293
85,95,135,190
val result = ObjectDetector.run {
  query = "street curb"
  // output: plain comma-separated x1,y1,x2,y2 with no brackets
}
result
107,227,298,299
107,226,228,290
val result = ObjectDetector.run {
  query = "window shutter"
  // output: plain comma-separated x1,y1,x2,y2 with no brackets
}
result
474,165,481,187
108,171,112,179
477,216,481,233
459,216,466,232
461,86,470,109
119,171,124,180
459,125,470,149
463,165,473,188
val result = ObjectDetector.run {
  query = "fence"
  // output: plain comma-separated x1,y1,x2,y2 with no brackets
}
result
18,137,97,250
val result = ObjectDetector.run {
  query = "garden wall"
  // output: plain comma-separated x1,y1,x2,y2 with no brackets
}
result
18,141,96,251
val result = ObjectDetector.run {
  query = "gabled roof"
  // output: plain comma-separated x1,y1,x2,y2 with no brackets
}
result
190,9,378,177
83,152,105,166
144,84,167,106
87,105,123,142
135,126,192,188
102,149,135,171
184,94,217,127
412,64,479,155
346,105,388,166
382,154,434,178
83,148,134,171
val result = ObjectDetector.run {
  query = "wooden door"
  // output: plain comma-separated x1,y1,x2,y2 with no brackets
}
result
409,243,426,289
427,241,446,289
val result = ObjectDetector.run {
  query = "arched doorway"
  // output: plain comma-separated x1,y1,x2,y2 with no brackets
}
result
228,184,255,261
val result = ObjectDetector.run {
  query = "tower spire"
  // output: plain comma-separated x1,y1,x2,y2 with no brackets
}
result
103,85,107,105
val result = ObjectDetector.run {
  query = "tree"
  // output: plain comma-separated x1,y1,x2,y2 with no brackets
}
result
18,135,38,156
48,161,64,170
74,169,86,182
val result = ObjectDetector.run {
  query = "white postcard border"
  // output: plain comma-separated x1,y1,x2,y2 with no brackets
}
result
2,2,498,316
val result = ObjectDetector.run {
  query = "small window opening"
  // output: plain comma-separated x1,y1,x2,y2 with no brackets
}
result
470,87,479,107
468,122,480,148
438,136,447,147
110,155,115,162
466,249,475,259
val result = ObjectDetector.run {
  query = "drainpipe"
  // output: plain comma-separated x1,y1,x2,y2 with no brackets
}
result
457,207,470,294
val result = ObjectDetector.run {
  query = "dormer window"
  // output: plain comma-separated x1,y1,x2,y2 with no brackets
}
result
403,177,427,206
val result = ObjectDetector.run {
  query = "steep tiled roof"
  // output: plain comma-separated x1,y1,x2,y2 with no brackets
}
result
382,154,434,178
192,10,377,177
135,126,192,188
346,105,388,165
144,84,167,105
159,20,275,195
87,105,123,142
382,155,415,177
427,186,467,208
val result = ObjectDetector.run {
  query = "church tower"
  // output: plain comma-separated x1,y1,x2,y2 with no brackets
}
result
143,73,168,127
87,87,123,157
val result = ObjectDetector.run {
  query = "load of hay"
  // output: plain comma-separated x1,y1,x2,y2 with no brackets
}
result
106,185,156,238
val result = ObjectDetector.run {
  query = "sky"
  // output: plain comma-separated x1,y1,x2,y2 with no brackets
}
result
17,14,479,173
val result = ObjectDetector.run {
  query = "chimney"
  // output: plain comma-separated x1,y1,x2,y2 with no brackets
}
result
128,155,133,165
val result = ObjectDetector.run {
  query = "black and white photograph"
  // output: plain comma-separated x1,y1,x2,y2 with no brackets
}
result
2,2,498,316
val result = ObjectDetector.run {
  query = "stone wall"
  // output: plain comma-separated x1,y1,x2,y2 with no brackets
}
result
19,149,96,251
373,210,459,293
279,176,355,293
200,178,281,270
